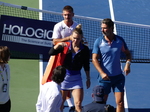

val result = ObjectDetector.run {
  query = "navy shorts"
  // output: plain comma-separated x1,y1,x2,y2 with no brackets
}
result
98,74,125,94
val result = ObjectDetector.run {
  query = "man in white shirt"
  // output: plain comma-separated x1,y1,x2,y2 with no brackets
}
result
52,5,78,44
36,66,66,112
52,5,78,111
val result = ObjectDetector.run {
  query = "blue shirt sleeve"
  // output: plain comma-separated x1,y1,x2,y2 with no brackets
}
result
92,37,101,54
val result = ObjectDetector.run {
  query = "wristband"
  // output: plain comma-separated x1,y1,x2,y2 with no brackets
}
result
126,61,131,65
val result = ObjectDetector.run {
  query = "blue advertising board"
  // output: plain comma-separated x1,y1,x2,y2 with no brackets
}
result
0,15,56,55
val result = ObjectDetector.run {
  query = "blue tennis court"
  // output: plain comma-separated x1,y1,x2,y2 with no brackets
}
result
42,62,150,112
0,0,150,112
41,0,150,111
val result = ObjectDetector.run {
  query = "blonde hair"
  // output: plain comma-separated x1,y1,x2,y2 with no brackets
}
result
76,24,82,29
73,24,82,35
73,24,88,45
0,46,10,64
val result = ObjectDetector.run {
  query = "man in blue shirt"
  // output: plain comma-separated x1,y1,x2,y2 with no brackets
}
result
92,18,131,112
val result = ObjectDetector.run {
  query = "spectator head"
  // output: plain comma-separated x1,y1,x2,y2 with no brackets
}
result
92,85,104,102
51,66,66,84
0,46,10,64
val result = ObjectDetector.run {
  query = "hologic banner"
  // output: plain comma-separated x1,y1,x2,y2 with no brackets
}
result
0,15,56,55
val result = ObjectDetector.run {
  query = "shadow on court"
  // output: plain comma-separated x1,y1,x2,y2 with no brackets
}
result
64,107,150,112
128,108,150,112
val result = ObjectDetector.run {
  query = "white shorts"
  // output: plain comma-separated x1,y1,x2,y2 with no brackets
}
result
61,74,83,90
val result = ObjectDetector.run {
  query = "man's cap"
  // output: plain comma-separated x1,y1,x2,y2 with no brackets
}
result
93,85,104,102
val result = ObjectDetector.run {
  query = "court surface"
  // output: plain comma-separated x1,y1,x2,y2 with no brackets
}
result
42,0,150,112
1,0,150,112
41,0,150,111
43,61,150,112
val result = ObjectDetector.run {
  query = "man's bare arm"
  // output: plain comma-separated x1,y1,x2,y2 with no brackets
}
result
53,36,71,45
92,53,109,80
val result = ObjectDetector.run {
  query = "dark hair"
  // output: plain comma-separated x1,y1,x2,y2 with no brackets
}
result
0,46,10,64
63,5,74,13
51,66,66,84
101,18,114,29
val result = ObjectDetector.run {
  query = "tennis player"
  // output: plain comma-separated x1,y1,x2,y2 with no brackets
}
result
92,18,131,112
52,5,78,111
49,24,91,112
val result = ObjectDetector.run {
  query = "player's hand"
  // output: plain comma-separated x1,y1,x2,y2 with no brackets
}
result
59,42,67,47
124,64,131,75
101,73,110,80
86,79,91,89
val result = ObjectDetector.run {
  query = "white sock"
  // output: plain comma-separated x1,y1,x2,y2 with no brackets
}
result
66,98,73,107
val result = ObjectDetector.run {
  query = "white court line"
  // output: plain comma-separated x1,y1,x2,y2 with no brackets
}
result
124,87,129,112
39,0,42,10
39,0,43,20
39,54,43,91
121,66,129,112
108,0,129,111
39,0,43,91
108,0,117,34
